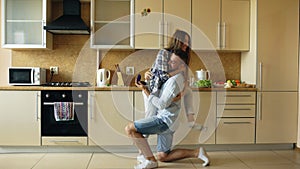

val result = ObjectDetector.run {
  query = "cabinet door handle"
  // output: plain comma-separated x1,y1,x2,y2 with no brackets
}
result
36,92,40,121
42,20,45,46
89,93,95,120
257,92,262,120
159,21,163,48
217,22,221,48
163,21,168,48
223,122,252,125
259,62,263,90
222,22,226,49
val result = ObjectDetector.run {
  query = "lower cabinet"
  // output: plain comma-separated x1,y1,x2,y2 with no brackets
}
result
216,118,255,144
216,91,256,144
0,91,41,146
256,92,298,143
88,91,134,146
176,91,216,145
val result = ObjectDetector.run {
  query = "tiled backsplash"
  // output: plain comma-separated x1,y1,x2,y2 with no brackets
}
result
12,39,241,86
100,50,241,86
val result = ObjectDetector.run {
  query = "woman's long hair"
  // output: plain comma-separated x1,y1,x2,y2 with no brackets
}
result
166,29,191,65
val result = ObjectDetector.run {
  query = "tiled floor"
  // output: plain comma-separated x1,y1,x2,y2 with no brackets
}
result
0,149,300,169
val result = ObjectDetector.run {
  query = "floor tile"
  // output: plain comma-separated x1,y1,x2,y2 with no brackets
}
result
0,153,45,169
230,150,291,167
249,164,300,169
0,149,299,169
88,153,137,169
32,153,92,169
158,158,195,168
273,150,300,164
192,151,250,169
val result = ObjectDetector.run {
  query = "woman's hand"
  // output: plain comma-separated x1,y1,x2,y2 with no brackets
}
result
144,70,153,81
179,64,187,73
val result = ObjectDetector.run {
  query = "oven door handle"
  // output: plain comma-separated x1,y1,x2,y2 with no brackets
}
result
43,102,84,106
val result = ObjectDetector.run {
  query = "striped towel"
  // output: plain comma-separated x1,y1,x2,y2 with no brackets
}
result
54,102,74,121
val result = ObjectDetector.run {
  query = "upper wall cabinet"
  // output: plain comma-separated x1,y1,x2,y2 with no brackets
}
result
90,0,134,49
192,0,250,51
135,0,191,49
1,0,52,49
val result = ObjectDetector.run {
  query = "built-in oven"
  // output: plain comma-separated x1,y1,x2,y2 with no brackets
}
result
41,90,88,145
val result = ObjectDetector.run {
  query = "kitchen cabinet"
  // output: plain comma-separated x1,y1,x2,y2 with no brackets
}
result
176,91,216,145
256,92,297,143
192,0,250,51
1,0,52,49
0,91,41,146
216,91,255,144
134,0,191,49
90,0,134,49
88,91,134,146
256,0,298,143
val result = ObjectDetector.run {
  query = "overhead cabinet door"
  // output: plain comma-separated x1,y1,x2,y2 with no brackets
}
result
135,0,191,49
135,0,163,49
163,0,191,48
192,0,249,51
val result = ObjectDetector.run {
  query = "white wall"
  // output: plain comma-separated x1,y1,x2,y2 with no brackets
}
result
241,0,256,84
0,49,11,85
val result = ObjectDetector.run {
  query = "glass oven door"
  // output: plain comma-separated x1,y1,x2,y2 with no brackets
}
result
41,91,88,136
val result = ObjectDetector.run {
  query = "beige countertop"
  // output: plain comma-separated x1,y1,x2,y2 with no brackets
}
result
0,85,257,91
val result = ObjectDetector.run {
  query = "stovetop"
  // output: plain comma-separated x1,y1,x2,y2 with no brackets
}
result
43,82,91,87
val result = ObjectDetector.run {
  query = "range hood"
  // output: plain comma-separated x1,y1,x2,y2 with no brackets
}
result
44,0,90,35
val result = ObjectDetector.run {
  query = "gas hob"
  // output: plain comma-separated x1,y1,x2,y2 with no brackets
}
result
43,82,91,87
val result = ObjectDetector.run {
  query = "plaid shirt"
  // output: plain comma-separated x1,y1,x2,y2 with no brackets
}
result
149,49,171,95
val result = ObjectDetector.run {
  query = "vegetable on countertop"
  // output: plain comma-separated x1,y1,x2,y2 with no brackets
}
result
194,80,212,88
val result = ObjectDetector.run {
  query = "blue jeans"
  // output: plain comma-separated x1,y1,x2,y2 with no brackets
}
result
134,116,174,153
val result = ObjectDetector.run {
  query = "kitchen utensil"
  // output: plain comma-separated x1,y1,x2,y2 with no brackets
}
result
195,69,210,80
97,68,111,87
115,64,124,86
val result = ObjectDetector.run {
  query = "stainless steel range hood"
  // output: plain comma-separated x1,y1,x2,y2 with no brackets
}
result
44,0,90,35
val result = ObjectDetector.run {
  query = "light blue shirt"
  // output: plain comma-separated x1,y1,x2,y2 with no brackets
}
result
148,73,185,131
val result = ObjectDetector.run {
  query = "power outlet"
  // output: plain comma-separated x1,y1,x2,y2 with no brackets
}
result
50,66,59,75
126,66,134,75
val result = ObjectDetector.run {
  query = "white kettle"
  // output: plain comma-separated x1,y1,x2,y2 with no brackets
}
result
97,68,111,87
196,69,210,80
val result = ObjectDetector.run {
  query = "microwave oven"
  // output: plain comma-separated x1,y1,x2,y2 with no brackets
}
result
9,67,46,85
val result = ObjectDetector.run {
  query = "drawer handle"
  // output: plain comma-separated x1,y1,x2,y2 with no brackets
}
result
224,95,252,97
49,140,80,143
224,108,252,111
223,122,252,125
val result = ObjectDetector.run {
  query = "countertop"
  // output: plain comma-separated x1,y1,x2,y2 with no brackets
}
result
0,85,257,91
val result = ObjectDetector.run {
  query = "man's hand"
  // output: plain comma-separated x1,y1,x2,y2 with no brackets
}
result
135,81,150,96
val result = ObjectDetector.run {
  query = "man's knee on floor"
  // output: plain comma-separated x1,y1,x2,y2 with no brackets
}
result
157,152,169,162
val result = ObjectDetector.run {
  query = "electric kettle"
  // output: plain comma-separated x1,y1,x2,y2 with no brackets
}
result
97,68,111,87
195,69,210,80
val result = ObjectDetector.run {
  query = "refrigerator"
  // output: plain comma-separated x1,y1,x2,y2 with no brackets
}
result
256,0,299,144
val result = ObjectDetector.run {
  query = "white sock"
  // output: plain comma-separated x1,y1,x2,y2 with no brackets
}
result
198,147,210,167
